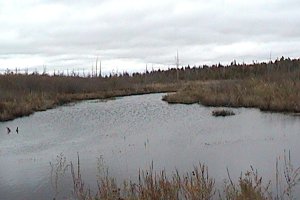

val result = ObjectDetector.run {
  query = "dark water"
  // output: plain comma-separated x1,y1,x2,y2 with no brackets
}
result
0,93,300,199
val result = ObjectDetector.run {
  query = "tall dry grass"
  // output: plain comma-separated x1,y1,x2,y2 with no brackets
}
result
0,73,179,121
1,57,300,121
50,152,300,200
163,79,300,113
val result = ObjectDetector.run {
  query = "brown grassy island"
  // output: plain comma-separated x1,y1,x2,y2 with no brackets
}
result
212,109,235,117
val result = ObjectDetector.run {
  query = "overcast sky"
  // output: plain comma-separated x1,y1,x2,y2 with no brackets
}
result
0,0,299,74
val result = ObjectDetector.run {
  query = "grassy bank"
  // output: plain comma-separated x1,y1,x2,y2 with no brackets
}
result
162,79,300,113
1,57,300,121
0,78,178,121
51,153,300,200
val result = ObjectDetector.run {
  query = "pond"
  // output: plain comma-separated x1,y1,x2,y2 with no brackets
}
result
0,93,300,199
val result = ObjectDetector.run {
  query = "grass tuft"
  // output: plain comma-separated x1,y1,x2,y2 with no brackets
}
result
212,109,235,117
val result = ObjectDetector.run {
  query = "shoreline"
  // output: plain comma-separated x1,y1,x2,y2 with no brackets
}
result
162,79,300,115
0,83,178,122
2,78,300,122
2,56,300,122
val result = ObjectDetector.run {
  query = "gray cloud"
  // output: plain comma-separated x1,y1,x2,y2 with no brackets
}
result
0,0,300,73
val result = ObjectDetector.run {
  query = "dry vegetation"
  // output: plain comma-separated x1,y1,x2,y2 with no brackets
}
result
0,74,179,121
162,78,300,113
162,57,300,113
51,152,300,200
1,56,300,121
212,109,235,117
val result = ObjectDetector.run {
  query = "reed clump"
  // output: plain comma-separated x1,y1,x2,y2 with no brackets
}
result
70,159,217,200
222,166,272,200
52,152,300,200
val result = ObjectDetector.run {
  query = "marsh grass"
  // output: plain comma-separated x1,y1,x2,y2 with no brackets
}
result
0,81,178,121
50,151,300,200
275,150,300,200
70,159,216,200
163,79,300,114
222,167,272,200
2,57,300,121
50,153,70,199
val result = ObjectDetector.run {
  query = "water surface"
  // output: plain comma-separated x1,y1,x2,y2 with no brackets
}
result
0,93,300,199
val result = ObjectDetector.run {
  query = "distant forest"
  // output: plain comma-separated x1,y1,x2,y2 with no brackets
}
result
0,56,299,94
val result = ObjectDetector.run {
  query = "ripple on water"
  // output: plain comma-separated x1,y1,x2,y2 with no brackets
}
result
0,93,300,199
